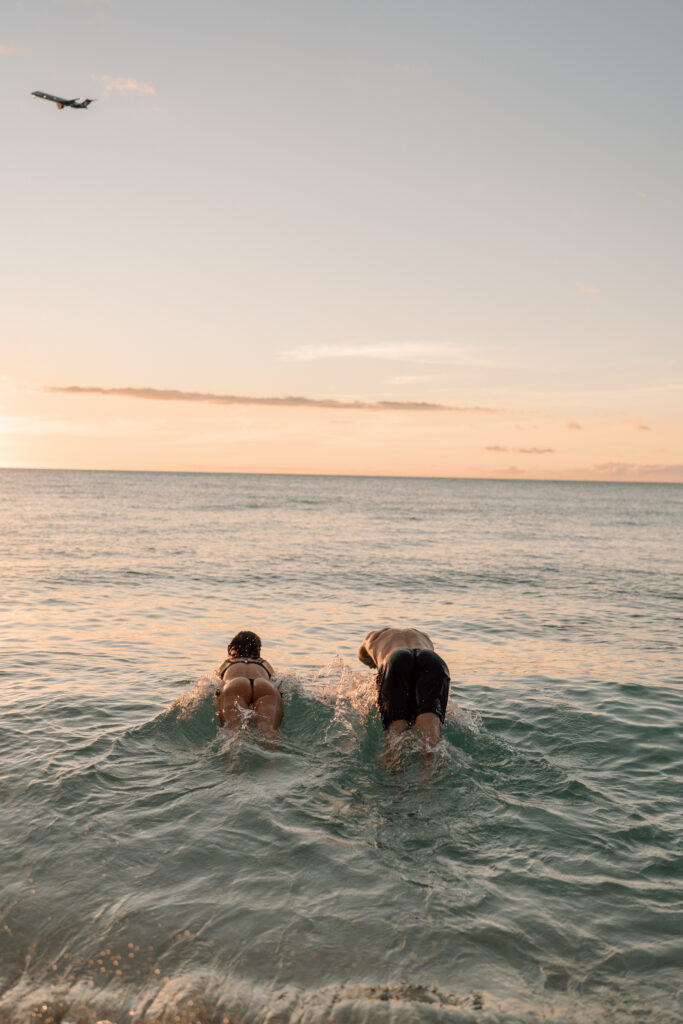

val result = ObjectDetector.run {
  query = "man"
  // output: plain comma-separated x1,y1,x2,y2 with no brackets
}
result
357,627,450,745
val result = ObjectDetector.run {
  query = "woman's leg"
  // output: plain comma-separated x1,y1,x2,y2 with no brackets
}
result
252,680,283,739
218,677,252,729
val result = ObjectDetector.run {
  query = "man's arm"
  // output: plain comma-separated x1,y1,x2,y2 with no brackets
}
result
357,633,377,668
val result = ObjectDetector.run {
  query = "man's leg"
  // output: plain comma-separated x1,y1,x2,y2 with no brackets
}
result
387,719,410,736
413,651,450,746
377,650,414,735
414,712,441,746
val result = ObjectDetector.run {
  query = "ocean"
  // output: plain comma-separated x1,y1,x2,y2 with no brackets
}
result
0,469,681,1024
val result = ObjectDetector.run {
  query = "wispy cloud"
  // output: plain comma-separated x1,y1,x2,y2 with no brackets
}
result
623,418,651,431
99,75,155,95
576,282,600,294
279,342,499,367
485,445,555,454
567,421,582,430
593,462,683,482
44,385,496,413
0,43,21,55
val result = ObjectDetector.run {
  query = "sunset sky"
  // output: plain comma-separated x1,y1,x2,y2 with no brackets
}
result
2,0,681,480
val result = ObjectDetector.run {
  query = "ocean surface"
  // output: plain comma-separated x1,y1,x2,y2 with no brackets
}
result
1,469,681,1024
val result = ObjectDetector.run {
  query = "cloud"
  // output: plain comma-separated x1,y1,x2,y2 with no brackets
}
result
593,462,683,482
567,421,582,430
279,342,499,367
485,445,555,454
44,385,496,413
99,75,155,95
0,43,21,55
623,419,651,431
576,282,600,294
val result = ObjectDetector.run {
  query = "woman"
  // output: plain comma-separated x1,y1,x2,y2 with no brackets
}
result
216,630,282,738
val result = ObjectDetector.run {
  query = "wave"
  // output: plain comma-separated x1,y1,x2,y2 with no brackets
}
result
1,974,679,1024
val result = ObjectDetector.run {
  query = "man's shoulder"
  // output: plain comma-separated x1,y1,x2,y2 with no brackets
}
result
363,627,391,644
410,628,433,648
371,626,430,644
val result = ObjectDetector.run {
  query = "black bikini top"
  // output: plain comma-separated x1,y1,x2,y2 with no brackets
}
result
218,656,273,680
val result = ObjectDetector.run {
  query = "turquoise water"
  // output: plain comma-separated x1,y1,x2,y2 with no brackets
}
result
1,470,681,1023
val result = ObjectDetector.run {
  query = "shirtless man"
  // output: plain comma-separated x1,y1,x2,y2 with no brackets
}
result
358,627,450,745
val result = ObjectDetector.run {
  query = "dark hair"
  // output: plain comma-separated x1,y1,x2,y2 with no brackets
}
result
228,630,262,658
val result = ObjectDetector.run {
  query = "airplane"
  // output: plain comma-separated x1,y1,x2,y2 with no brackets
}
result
32,91,95,110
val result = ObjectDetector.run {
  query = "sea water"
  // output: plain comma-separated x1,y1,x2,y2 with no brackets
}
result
0,470,681,1024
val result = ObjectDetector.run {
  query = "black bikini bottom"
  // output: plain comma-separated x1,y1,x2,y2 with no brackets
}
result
216,678,282,703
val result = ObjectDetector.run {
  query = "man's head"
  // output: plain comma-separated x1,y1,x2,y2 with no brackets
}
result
228,630,262,658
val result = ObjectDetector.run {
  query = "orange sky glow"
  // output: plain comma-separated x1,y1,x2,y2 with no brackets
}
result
2,383,681,481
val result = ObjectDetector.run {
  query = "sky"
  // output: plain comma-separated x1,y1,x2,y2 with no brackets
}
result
1,0,682,479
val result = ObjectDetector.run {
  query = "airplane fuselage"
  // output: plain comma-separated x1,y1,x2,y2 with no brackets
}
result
32,91,95,110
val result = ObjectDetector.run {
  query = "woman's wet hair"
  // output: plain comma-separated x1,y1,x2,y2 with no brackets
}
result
228,630,262,658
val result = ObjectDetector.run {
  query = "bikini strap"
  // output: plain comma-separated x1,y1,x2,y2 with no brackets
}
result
218,656,273,679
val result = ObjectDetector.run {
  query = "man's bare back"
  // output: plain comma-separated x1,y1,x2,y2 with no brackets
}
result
358,627,434,671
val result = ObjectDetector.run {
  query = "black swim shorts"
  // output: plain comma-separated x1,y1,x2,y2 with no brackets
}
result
376,648,450,729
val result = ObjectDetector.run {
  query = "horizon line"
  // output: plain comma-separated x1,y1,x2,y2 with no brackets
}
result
2,465,681,485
